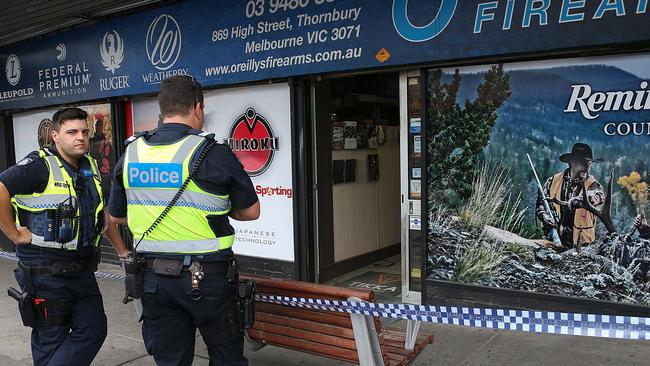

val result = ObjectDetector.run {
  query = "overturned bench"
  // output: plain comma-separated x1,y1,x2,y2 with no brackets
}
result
244,275,434,366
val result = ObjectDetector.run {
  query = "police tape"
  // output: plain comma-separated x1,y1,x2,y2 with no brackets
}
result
1,251,649,340
256,294,650,340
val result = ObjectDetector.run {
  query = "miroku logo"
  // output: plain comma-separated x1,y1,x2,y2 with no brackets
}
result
392,0,457,42
226,108,278,177
127,162,182,188
100,30,124,74
146,14,181,71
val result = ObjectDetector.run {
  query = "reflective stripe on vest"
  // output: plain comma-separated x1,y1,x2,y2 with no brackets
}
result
124,134,233,254
11,150,103,250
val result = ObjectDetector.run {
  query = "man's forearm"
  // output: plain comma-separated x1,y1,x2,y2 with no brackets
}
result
0,182,18,242
103,211,129,257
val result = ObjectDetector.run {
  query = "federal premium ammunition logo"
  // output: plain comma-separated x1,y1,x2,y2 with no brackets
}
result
226,108,279,177
56,43,67,62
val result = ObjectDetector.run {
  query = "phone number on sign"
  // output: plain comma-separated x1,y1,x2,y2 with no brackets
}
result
245,0,336,18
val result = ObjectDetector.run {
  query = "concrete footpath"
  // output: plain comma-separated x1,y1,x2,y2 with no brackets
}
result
1,257,649,365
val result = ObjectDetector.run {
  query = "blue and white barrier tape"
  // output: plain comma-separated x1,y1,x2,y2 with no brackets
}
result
257,296,650,340
2,251,649,340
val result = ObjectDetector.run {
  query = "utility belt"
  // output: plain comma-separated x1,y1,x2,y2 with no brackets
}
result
17,251,101,276
6,249,100,328
122,254,255,329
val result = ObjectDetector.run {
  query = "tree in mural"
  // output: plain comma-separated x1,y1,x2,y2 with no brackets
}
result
427,65,511,201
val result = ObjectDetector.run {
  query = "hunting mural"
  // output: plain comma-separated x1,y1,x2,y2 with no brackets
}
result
426,53,650,305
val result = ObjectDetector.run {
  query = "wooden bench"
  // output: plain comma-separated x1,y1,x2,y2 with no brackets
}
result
243,275,434,366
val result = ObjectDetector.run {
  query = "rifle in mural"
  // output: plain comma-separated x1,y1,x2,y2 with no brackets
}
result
527,153,562,247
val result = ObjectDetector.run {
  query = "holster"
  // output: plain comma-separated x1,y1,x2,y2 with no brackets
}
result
237,279,256,330
90,246,101,272
7,268,74,329
123,254,145,300
226,257,240,286
7,287,38,327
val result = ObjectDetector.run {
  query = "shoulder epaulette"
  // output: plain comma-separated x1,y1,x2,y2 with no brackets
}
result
38,148,54,157
124,131,147,146
188,129,215,140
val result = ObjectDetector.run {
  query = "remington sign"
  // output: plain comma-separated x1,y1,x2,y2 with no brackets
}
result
565,82,650,119
564,81,650,135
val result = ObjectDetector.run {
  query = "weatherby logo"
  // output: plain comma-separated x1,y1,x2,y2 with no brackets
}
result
226,108,278,177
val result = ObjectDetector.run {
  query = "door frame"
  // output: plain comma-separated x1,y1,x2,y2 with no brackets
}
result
400,69,422,304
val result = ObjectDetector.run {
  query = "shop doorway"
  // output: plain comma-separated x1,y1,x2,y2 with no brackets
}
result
312,71,420,303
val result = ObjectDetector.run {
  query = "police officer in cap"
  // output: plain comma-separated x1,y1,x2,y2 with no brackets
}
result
107,74,260,365
0,107,129,365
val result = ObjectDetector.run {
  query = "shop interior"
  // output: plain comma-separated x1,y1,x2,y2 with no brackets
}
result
313,72,403,302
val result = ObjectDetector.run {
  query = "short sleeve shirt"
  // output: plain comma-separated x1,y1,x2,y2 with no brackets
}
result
107,123,258,261
0,148,102,261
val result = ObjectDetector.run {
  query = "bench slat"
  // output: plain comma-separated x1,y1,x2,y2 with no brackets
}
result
243,275,434,366
248,329,360,364
256,302,353,328
253,320,358,350
256,313,355,339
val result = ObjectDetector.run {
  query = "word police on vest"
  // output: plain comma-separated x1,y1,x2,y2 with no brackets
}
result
128,163,183,188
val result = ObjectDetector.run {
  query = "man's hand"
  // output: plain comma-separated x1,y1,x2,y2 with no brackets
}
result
539,212,556,229
634,213,648,230
568,196,584,210
11,226,32,245
117,249,132,261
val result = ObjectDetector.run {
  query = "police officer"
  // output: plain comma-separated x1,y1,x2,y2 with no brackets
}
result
107,75,260,365
0,107,128,366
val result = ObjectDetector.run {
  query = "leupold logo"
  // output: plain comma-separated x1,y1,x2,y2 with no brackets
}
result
392,0,457,42
100,30,124,74
146,14,181,71
5,54,21,86
226,108,279,177
38,118,54,148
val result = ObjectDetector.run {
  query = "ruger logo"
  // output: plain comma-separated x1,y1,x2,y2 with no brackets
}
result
226,108,278,177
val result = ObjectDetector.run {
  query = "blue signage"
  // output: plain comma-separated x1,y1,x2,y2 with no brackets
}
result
127,162,182,188
1,0,648,110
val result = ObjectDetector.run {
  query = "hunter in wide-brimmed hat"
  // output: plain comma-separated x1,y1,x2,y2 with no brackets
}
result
559,142,604,164
536,143,605,249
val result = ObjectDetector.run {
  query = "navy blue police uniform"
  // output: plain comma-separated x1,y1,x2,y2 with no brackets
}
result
108,123,258,366
0,146,107,366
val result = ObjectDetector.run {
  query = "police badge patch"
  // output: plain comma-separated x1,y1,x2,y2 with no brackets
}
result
16,158,33,166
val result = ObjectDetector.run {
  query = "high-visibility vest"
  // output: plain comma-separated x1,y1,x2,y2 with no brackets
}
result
11,149,103,250
123,133,233,254
550,173,597,245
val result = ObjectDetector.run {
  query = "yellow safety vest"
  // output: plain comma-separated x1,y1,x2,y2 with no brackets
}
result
11,149,104,250
123,133,234,254
550,173,597,245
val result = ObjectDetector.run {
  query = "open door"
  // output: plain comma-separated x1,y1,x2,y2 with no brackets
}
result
400,70,423,304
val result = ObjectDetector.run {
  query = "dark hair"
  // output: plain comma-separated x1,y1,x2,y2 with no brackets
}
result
52,107,88,131
158,75,204,117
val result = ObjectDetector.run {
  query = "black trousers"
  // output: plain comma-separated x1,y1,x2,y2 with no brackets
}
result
141,268,247,366
14,264,107,366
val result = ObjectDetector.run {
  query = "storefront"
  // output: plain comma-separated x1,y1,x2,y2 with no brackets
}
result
1,0,649,312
